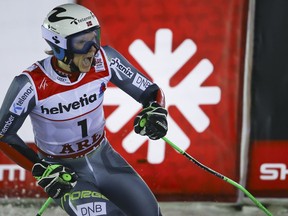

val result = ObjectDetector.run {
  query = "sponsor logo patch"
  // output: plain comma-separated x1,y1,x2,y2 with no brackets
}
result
110,57,134,80
9,83,34,115
39,78,48,90
40,93,97,115
132,73,152,90
0,115,15,137
77,202,106,216
62,191,108,202
95,51,105,72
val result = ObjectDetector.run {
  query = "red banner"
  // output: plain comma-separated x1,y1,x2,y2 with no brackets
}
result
0,0,248,201
79,0,248,201
247,141,288,197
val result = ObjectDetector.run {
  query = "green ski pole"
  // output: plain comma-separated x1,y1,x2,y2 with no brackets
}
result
162,136,273,216
36,197,54,216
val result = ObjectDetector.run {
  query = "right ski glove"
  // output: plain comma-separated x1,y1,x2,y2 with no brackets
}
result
32,161,78,199
134,102,168,140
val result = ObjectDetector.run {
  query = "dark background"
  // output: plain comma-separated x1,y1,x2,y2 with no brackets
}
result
251,0,288,140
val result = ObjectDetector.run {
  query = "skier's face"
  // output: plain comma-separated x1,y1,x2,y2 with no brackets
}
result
72,46,97,73
68,28,100,73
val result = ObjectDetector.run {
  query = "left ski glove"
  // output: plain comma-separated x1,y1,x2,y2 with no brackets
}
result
134,102,168,140
32,162,78,199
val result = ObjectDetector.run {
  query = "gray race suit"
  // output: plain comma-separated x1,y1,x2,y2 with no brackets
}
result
0,45,163,216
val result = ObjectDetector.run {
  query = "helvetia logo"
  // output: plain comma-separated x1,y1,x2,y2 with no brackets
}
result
41,93,97,114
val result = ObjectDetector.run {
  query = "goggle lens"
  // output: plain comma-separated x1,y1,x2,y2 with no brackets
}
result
68,27,100,54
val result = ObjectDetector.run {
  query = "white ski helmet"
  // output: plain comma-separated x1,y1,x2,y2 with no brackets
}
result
42,3,100,62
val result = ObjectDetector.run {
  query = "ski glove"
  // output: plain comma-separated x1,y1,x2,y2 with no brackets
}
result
32,162,78,199
134,102,168,140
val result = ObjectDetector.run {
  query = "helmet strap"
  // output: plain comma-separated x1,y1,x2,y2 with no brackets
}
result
69,61,80,73
62,52,73,65
62,52,80,73
57,50,97,73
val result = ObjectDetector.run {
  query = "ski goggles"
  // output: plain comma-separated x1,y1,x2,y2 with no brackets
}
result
67,26,100,54
42,26,100,54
